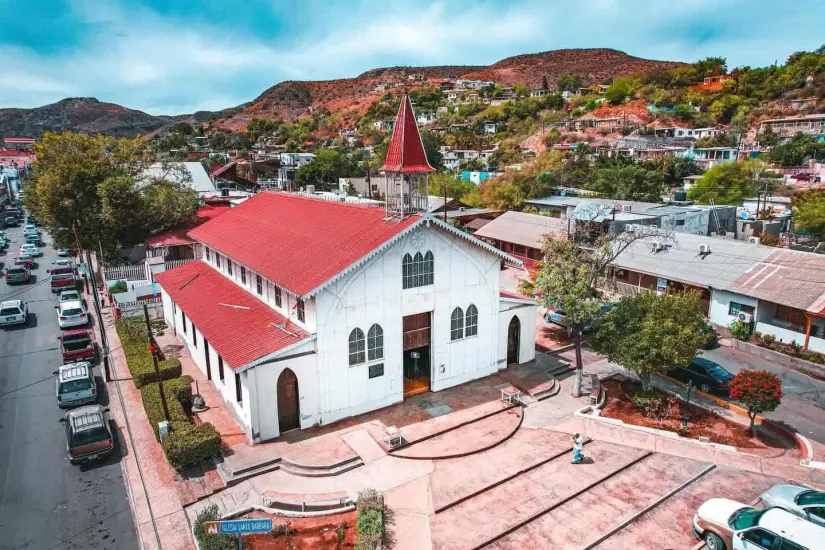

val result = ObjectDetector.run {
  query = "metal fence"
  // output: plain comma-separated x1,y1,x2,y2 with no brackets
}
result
117,297,163,319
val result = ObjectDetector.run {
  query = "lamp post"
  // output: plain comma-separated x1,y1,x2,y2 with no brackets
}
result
682,380,694,432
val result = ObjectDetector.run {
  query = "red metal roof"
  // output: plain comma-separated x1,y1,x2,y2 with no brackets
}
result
155,261,310,369
380,95,435,174
145,204,232,247
188,192,419,296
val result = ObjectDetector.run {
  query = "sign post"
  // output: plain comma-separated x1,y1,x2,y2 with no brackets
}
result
203,519,273,549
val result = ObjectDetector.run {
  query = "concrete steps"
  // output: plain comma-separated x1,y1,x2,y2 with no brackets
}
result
217,452,365,486
279,455,365,478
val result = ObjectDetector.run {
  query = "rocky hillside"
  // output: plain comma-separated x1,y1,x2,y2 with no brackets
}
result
0,48,682,137
0,97,243,139
211,48,683,131
460,48,683,88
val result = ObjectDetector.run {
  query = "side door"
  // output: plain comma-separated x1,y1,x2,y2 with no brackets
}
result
689,363,711,390
735,528,777,550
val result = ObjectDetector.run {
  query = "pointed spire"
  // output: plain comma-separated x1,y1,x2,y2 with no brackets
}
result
380,95,435,174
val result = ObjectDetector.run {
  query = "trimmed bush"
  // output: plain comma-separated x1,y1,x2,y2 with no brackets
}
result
116,318,181,388
140,380,189,440
728,320,752,341
163,423,222,470
355,489,385,550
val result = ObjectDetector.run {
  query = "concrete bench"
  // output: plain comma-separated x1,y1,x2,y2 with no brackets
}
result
261,490,350,512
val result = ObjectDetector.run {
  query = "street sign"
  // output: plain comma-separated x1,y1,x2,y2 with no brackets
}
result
203,518,273,535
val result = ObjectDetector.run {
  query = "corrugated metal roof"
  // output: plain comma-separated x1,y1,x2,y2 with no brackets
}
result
474,211,567,249
612,233,773,290
729,249,825,313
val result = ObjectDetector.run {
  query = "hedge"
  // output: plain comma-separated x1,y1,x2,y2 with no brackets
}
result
116,318,182,388
163,423,222,471
140,379,190,440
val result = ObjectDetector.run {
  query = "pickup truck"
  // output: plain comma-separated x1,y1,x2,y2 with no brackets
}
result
49,265,77,293
59,328,96,363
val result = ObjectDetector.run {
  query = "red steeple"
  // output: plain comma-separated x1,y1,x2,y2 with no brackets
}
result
380,95,435,174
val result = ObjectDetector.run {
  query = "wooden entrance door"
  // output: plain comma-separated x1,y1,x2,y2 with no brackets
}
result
403,312,431,351
277,368,300,432
507,316,520,365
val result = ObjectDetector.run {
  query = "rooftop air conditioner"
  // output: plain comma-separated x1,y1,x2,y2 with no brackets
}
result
738,312,754,324
699,244,711,254
622,204,632,212
651,240,665,252
748,237,761,245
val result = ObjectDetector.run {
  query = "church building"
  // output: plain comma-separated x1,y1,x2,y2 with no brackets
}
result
155,96,537,443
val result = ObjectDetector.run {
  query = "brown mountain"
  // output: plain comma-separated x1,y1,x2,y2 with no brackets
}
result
0,97,244,139
0,48,683,137
212,48,683,131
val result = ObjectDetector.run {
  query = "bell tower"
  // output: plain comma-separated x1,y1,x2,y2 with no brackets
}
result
380,95,435,219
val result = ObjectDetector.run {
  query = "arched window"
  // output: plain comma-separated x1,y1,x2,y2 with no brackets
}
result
402,251,434,289
465,305,478,337
402,253,413,289
413,252,424,287
424,251,434,285
348,328,365,365
367,324,384,361
450,307,464,341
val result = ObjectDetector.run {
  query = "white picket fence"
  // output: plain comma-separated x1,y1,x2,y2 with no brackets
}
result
104,264,147,282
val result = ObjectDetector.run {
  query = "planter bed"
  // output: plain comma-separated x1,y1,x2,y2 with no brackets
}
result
600,379,795,454
245,509,356,549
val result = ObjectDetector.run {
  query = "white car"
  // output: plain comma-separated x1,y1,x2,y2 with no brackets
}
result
760,484,825,527
56,300,90,329
20,243,43,258
59,290,82,303
693,498,824,550
0,300,28,328
54,259,74,269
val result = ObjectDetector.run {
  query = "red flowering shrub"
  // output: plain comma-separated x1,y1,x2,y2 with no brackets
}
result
729,370,783,437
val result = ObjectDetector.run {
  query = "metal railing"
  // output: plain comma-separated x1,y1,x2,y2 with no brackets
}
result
103,264,146,282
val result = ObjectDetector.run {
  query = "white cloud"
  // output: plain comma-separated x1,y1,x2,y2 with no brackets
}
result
1,0,823,114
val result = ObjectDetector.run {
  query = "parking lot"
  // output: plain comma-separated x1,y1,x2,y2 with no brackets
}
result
0,222,137,549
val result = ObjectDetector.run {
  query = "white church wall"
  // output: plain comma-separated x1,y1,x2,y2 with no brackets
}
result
498,300,537,366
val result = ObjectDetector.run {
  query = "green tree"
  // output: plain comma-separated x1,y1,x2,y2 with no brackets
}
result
23,132,199,260
604,77,638,105
590,291,706,391
420,130,445,168
557,74,583,92
535,227,661,395
588,164,663,201
541,75,549,91
459,158,486,172
687,160,767,205
427,172,475,201
729,370,783,438
758,126,780,147
769,133,825,166
793,190,825,236
294,148,357,190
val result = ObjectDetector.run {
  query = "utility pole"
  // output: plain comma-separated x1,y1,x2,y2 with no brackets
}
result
144,304,170,422
76,227,111,382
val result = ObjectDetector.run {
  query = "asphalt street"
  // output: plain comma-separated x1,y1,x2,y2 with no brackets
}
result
0,223,137,550
700,345,825,444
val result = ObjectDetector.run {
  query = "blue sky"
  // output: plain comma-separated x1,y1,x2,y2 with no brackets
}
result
1,0,823,115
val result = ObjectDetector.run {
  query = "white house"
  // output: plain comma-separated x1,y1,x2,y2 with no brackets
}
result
156,97,535,443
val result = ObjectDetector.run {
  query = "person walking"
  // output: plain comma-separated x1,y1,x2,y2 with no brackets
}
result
572,432,584,464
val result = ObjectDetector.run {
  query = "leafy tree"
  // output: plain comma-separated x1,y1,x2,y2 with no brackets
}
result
512,84,530,98
639,156,703,188
294,148,357,189
557,74,583,92
427,172,475,202
588,164,663,201
729,370,782,438
535,226,665,395
541,75,549,91
758,126,780,147
695,133,737,148
769,133,825,166
793,190,825,236
694,57,728,79
590,291,706,391
459,158,486,172
604,77,638,105
23,132,199,260
246,118,280,142
687,160,768,205
420,130,445,168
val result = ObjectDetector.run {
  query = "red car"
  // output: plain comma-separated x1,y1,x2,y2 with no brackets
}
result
14,254,34,268
59,329,96,363
49,266,77,293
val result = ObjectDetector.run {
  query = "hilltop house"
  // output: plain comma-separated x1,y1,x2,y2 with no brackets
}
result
155,97,536,443
758,114,825,142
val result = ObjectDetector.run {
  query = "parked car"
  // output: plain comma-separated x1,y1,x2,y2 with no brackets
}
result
56,300,90,329
760,485,825,527
60,405,113,465
545,303,613,333
5,266,30,284
693,498,825,550
19,243,42,258
59,289,82,303
56,248,71,257
23,224,38,234
669,356,734,394
0,300,28,328
14,253,34,268
59,328,96,363
54,259,74,269
49,265,77,293
54,362,97,408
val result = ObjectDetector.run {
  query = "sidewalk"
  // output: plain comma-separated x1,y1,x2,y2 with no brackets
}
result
95,302,196,550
